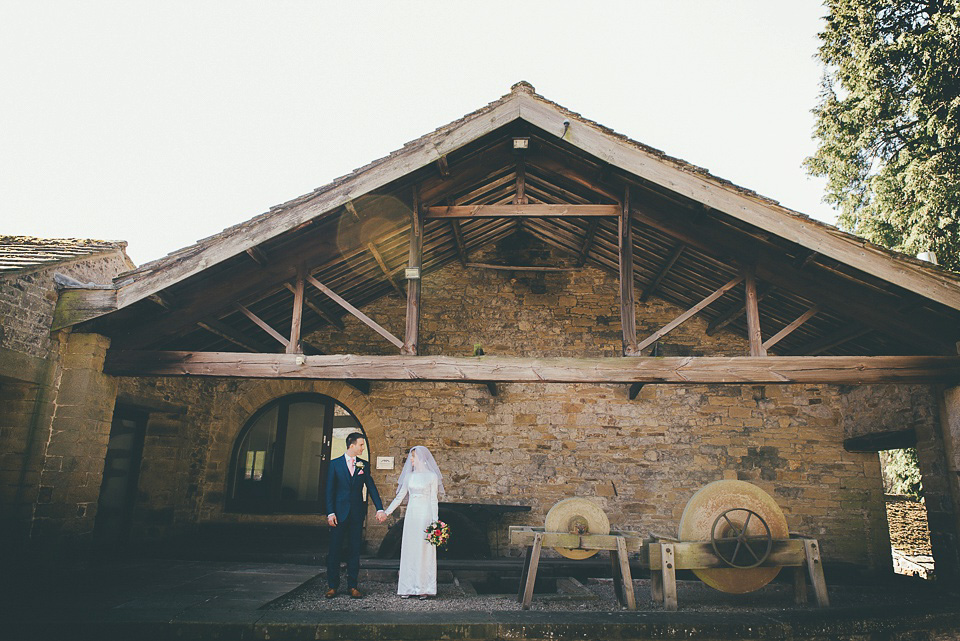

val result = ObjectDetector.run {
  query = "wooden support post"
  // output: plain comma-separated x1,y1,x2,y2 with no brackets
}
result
616,536,636,610
286,270,305,354
515,157,527,205
610,541,624,605
792,566,808,605
520,532,543,610
402,188,423,355
661,542,678,611
744,267,766,356
650,553,664,603
803,539,829,607
637,275,744,352
641,244,685,302
282,282,344,330
619,187,638,356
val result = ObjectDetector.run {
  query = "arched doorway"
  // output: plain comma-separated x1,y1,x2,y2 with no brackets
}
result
227,393,365,514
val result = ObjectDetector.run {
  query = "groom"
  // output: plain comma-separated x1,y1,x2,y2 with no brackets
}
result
325,431,386,598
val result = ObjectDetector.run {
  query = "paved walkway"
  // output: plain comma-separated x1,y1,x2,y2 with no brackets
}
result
3,557,959,640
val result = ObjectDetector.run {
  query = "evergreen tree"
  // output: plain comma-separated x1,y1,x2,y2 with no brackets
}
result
806,1,960,272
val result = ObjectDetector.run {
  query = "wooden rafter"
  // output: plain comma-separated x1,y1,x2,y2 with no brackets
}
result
305,274,403,349
744,267,766,357
449,219,468,266
786,326,872,357
637,275,745,352
425,204,620,219
619,188,638,356
763,306,820,351
641,244,685,302
402,188,423,355
104,352,960,385
344,200,362,223
234,302,289,348
196,320,258,352
577,219,600,267
367,242,404,296
148,292,174,310
246,246,269,267
436,155,450,179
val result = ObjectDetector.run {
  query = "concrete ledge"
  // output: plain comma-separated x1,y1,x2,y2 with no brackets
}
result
18,603,959,641
0,346,49,384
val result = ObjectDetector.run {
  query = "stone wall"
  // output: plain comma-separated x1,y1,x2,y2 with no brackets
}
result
115,243,909,570
0,251,131,359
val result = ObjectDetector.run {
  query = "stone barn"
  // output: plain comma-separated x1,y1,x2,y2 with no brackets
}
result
2,83,959,582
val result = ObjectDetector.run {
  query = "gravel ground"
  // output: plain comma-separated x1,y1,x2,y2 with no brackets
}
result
267,572,944,613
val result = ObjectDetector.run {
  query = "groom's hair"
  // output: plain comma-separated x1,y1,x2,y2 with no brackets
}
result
345,432,364,448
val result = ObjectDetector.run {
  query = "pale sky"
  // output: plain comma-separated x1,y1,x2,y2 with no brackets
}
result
1,1,835,266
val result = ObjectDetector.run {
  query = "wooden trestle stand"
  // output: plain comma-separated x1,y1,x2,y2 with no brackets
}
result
644,534,830,611
509,526,644,610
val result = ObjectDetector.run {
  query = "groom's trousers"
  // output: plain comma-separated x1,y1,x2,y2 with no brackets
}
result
327,510,364,589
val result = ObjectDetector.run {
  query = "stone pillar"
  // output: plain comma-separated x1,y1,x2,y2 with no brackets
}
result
928,385,960,583
29,331,117,558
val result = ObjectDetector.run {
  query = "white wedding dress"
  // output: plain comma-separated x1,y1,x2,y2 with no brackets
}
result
385,470,439,596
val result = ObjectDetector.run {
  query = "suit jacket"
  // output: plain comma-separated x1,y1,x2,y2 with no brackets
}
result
325,454,384,523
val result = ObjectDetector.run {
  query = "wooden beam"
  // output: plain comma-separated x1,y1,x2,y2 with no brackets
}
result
402,188,423,355
466,263,578,272
450,219,468,267
515,158,527,205
744,267,766,357
367,242,404,296
629,204,955,353
344,200,362,223
234,302,289,348
762,306,820,351
148,292,174,310
576,219,600,267
785,326,872,356
640,244,685,302
104,352,960,385
637,275,744,352
844,429,916,452
282,282,345,330
435,155,450,179
305,274,403,349
425,204,620,219
619,187,638,356
246,246,268,267
287,271,305,354
706,286,773,336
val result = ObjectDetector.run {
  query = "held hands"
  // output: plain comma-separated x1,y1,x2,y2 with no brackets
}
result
376,510,387,523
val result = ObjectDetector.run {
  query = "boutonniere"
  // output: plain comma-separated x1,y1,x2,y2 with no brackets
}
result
355,460,365,473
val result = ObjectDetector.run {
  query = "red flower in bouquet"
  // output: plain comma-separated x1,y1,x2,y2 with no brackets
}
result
425,520,450,549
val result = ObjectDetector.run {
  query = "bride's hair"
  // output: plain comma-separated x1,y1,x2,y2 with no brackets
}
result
396,445,444,496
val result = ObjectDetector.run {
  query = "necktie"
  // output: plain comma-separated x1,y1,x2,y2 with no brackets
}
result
348,457,355,475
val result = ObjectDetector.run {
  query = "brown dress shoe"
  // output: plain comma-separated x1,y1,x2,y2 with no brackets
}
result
349,587,363,599
324,588,337,599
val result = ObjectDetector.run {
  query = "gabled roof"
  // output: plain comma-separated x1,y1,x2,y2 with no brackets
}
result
0,236,131,275
56,82,960,357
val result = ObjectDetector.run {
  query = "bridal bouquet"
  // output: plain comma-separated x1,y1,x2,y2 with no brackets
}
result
425,520,450,549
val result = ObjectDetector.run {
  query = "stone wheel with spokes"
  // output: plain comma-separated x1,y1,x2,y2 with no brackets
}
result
710,508,773,569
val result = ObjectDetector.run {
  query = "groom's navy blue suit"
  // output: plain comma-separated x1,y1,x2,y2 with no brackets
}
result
325,454,384,590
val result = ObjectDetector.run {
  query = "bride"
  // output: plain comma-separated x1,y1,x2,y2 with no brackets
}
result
384,446,444,599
